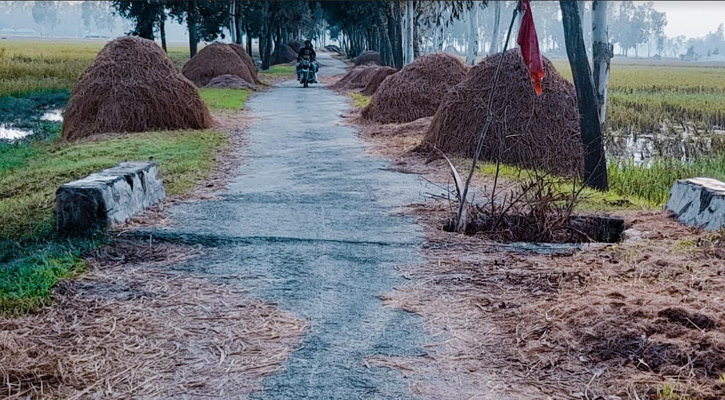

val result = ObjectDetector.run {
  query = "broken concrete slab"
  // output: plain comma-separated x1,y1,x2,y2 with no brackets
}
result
56,162,165,235
666,177,725,231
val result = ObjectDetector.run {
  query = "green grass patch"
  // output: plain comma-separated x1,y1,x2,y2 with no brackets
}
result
349,92,371,109
608,156,725,206
199,88,251,110
0,239,96,315
259,64,296,77
1,129,226,243
0,128,225,314
476,162,655,212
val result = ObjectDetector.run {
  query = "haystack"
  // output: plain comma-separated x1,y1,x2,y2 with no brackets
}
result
226,43,261,84
354,51,381,66
182,43,258,87
205,74,256,90
331,65,396,92
360,66,397,96
287,40,304,53
62,36,212,141
273,43,297,64
361,52,469,124
422,50,584,176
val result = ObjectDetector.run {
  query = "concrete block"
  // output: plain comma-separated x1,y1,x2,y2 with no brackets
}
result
666,177,725,231
56,162,165,235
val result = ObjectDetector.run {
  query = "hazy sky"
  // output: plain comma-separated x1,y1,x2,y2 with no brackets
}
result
640,1,725,38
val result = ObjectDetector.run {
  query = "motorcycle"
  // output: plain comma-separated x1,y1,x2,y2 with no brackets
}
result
298,56,316,88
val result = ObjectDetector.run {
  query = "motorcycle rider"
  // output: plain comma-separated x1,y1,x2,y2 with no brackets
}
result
296,40,319,83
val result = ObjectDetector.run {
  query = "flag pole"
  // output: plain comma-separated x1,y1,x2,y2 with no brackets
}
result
455,2,522,232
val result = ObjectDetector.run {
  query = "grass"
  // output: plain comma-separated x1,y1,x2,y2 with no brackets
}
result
259,64,296,77
476,162,656,211
349,92,371,109
199,88,251,110
0,129,227,315
608,156,725,206
0,240,95,315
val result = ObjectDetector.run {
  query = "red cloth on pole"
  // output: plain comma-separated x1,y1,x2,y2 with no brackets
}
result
517,0,545,95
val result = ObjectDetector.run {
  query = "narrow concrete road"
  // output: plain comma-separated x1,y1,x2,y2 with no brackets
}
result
149,53,430,399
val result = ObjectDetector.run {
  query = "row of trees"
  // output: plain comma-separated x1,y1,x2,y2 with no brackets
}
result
111,0,612,190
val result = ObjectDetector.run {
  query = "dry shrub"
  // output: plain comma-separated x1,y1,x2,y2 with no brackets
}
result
423,49,584,176
0,240,305,399
362,53,469,124
205,74,257,90
182,42,258,87
62,36,213,141
354,51,381,66
226,43,261,84
360,66,398,96
273,43,297,64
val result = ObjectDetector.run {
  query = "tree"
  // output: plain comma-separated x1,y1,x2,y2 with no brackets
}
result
168,1,230,58
592,0,612,127
33,1,59,37
489,0,501,54
560,1,608,190
112,1,162,40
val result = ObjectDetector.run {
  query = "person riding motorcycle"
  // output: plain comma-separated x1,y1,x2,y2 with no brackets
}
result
296,40,319,83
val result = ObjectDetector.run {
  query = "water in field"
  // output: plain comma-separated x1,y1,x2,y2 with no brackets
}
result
40,109,63,122
607,124,725,166
0,123,33,140
0,108,63,141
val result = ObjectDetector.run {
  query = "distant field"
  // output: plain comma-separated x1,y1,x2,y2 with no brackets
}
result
0,39,189,97
552,60,725,133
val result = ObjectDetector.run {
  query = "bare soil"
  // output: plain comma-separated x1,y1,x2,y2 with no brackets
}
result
350,109,725,399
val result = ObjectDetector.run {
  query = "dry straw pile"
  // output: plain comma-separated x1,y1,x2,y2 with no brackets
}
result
62,36,213,141
354,51,381,66
423,50,584,176
205,74,257,90
331,65,397,94
273,43,297,64
360,66,397,96
362,53,469,124
183,43,260,87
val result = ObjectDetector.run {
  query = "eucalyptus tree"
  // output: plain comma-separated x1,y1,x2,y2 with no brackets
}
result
560,1,608,190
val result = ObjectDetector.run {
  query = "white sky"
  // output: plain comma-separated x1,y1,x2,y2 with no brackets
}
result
637,1,725,38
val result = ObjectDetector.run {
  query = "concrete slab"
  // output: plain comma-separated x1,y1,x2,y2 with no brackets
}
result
666,177,725,231
56,161,165,235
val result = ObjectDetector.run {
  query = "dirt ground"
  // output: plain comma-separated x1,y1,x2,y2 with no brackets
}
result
0,106,308,399
351,109,725,400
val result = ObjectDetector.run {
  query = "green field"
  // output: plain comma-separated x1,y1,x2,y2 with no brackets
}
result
552,60,725,134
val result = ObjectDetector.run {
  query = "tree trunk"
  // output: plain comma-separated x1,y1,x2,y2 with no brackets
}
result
405,0,414,64
187,1,198,58
560,1,608,190
159,10,167,53
262,23,273,70
592,0,611,127
465,5,479,65
490,0,501,54
391,1,403,68
234,0,244,45
246,33,252,56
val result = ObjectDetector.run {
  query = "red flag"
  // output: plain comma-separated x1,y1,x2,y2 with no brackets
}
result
517,0,545,95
